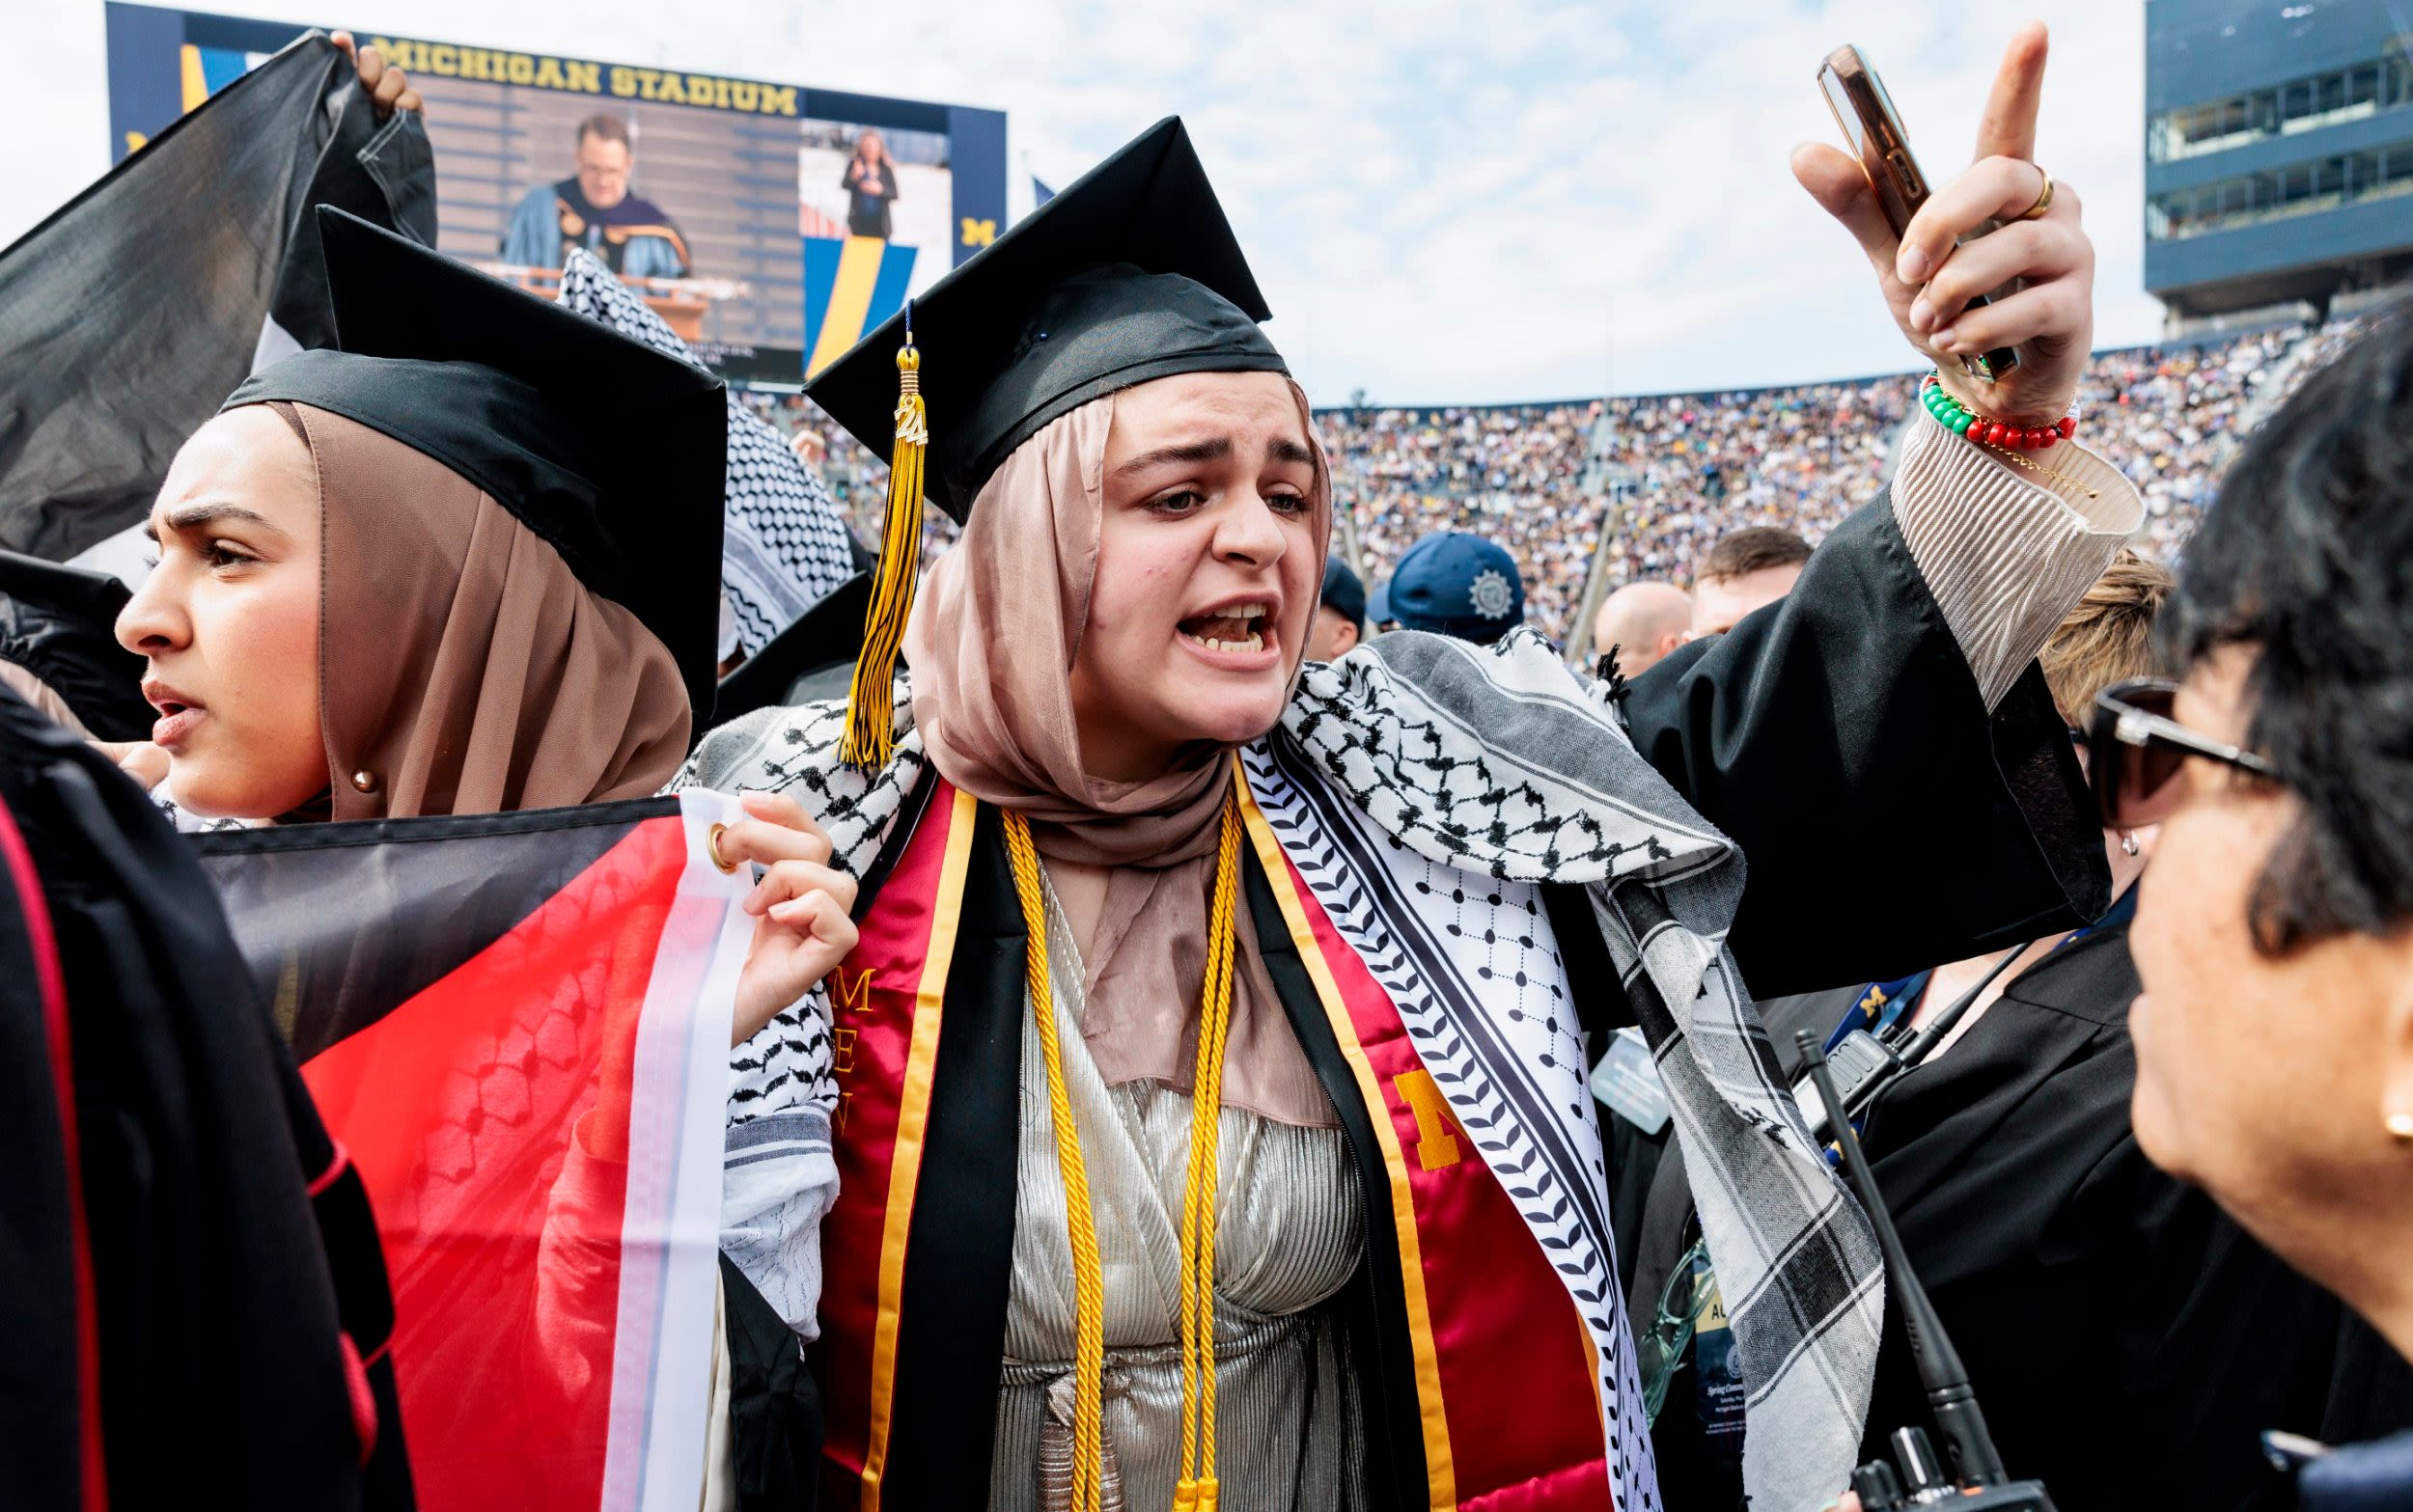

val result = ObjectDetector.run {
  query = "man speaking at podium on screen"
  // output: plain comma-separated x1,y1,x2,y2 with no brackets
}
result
502,112,692,279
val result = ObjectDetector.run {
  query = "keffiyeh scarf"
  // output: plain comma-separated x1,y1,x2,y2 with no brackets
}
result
683,627,1884,1511
554,249,857,653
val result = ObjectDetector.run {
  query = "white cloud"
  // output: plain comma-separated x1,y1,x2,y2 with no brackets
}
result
0,0,2152,402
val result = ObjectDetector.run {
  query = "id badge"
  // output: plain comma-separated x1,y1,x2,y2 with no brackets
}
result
1691,1261,1746,1446
1591,1025,1672,1136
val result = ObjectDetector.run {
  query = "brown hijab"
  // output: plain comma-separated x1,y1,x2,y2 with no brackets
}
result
269,402,691,821
905,382,1336,1128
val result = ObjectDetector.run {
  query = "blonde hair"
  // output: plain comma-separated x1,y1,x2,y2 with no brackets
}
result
2039,548,2174,720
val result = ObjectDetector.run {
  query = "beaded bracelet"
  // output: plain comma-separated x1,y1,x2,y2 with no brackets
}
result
1921,372,2077,451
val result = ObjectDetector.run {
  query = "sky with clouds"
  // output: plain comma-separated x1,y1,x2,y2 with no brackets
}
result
0,0,2158,404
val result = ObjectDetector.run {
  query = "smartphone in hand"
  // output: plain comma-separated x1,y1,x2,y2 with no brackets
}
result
1818,44,2020,382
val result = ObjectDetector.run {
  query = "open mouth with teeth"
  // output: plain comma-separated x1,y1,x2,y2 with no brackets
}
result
1178,601,1272,654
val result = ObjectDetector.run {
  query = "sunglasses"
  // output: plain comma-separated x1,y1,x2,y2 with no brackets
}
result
2087,677,2281,830
1635,1236,1710,1426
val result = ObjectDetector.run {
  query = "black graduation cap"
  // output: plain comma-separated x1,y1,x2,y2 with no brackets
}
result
804,117,1289,764
806,116,1286,520
0,550,153,742
225,207,729,717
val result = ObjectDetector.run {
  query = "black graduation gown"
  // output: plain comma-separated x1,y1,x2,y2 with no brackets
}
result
791,492,2114,1505
1624,920,2413,1511
0,689,412,1509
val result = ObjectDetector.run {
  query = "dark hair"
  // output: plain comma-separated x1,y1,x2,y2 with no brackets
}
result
2164,309,2413,952
1696,526,1813,586
576,114,631,150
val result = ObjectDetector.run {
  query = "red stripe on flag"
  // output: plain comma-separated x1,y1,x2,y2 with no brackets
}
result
0,790,107,1512
302,813,688,1512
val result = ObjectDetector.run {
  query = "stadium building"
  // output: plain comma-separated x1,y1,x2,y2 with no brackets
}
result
2147,0,2413,329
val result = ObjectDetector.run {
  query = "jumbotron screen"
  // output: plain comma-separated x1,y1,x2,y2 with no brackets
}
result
101,2,1008,384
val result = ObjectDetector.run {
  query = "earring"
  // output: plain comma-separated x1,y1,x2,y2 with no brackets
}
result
2388,1112,2413,1143
2120,831,2141,858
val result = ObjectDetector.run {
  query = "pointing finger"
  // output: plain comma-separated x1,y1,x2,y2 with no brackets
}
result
1971,21,2048,164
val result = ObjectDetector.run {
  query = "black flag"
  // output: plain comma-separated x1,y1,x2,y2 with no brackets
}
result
0,32,435,561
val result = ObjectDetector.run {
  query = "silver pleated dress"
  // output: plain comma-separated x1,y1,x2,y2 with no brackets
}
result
987,888,1368,1512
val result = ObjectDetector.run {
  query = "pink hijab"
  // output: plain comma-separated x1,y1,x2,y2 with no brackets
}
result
903,382,1334,1127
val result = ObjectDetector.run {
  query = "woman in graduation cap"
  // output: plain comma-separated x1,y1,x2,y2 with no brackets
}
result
106,206,847,1499
114,207,727,825
695,33,2139,1512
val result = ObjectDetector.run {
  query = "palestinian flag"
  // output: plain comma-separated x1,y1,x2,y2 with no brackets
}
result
192,792,751,1512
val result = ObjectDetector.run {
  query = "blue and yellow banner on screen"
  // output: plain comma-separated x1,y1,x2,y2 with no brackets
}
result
100,2,1006,384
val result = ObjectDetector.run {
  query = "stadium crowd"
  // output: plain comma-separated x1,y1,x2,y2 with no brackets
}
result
754,317,2354,644
19,24,2413,1512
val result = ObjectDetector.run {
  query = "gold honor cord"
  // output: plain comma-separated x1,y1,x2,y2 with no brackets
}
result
1174,793,1243,1512
1002,808,1109,1512
842,317,929,768
999,770,1246,1512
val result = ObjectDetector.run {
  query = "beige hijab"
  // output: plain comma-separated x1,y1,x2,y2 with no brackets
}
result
268,402,692,821
905,383,1336,1128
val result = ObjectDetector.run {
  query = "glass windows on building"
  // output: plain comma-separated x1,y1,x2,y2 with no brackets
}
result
2149,141,2413,240
2150,52,2413,164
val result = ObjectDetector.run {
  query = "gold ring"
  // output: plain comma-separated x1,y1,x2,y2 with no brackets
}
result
2015,167,2054,222
707,822,739,874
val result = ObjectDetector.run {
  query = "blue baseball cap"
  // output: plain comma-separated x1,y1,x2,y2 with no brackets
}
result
1382,532,1526,642
1319,556,1368,631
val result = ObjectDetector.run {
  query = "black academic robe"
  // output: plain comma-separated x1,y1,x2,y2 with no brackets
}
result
0,550,153,741
772,494,2115,1506
1622,919,2413,1511
0,690,412,1509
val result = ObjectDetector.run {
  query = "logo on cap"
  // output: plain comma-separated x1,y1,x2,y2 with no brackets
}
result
1470,568,1514,620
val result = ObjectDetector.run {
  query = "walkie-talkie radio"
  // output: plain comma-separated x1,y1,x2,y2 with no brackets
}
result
1796,1031,2059,1511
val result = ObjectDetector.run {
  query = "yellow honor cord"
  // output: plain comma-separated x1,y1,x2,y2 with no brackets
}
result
1176,793,1242,1506
1001,771,1245,1512
1002,809,1108,1512
841,338,928,768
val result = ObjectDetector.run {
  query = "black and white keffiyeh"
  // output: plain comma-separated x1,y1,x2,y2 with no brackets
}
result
1281,627,1884,1511
684,627,1883,1510
553,249,857,654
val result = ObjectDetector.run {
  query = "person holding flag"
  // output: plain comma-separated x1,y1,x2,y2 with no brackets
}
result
689,23,2139,1510
96,208,861,1506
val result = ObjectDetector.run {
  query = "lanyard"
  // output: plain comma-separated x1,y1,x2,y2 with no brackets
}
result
1826,885,2139,1057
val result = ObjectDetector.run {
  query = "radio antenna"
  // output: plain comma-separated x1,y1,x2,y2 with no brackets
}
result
1798,1031,2010,1489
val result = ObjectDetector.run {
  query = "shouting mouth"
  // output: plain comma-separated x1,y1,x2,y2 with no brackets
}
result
1178,600,1273,656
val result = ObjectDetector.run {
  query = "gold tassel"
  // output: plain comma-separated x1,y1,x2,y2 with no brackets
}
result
841,309,928,767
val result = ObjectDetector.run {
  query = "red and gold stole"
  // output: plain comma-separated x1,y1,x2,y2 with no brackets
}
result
815,783,978,1511
816,779,1618,1511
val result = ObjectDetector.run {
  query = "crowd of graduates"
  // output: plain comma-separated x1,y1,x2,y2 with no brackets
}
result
11,25,2413,1512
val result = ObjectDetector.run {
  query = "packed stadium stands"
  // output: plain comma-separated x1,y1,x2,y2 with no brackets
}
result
744,316,2368,646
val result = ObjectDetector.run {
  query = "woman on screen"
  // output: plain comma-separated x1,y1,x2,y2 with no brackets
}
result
841,127,901,239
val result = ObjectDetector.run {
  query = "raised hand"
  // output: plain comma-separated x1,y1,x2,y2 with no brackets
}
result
1793,22,2092,427
330,31,424,120
718,789,861,1047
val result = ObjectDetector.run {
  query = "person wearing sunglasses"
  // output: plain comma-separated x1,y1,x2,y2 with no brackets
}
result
1623,552,2400,1510
2108,313,2413,1509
